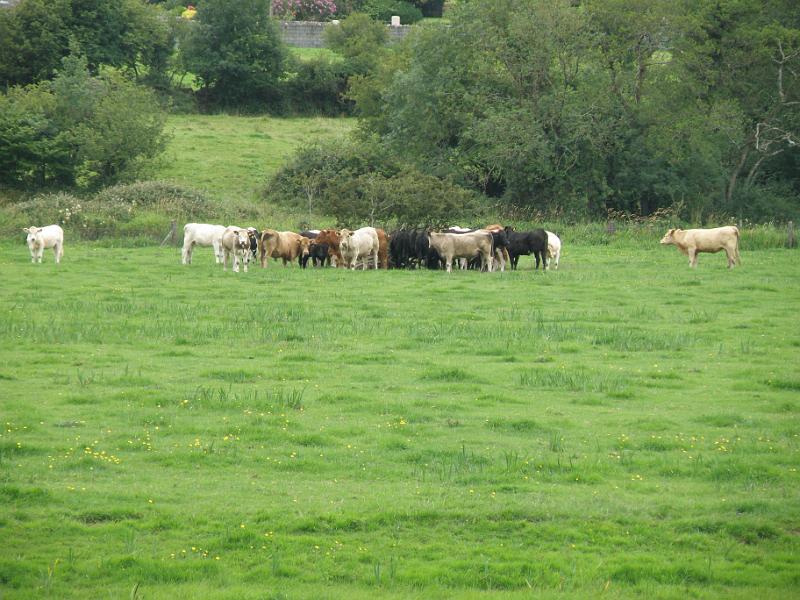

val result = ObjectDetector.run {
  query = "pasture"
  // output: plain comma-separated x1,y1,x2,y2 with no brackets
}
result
1,239,798,599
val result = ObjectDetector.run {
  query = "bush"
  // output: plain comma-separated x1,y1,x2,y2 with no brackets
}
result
266,139,481,226
0,54,167,189
361,0,423,24
282,57,351,115
4,182,215,240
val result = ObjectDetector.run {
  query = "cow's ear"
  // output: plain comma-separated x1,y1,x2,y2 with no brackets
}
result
23,228,29,233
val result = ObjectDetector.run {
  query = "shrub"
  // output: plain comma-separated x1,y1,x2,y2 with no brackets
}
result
265,139,481,226
0,54,167,189
5,182,214,240
282,57,351,115
361,0,423,24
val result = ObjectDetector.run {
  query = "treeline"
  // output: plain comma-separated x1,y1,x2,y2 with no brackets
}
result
270,0,800,222
1,0,798,222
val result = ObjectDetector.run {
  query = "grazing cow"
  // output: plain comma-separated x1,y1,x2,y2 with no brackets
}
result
182,223,226,264
24,225,63,264
339,227,380,270
660,226,741,268
506,228,548,270
428,231,493,273
246,228,260,261
221,226,250,272
545,231,561,270
259,230,311,267
314,229,344,266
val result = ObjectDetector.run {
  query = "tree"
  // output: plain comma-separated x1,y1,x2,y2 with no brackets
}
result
0,0,174,87
0,53,167,188
182,0,288,109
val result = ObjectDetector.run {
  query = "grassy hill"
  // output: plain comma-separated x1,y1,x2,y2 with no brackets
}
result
155,114,355,201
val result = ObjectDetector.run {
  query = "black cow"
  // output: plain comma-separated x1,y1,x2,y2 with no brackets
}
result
506,227,548,270
299,230,329,268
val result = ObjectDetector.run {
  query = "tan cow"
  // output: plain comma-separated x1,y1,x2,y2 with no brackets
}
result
428,230,494,273
660,226,741,268
259,230,311,268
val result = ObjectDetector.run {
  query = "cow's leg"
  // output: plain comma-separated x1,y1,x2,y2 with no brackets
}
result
260,245,267,268
182,241,191,264
36,246,43,263
213,240,223,264
373,249,379,270
223,249,229,271
486,250,493,272
242,252,249,273
689,248,698,268
53,242,62,264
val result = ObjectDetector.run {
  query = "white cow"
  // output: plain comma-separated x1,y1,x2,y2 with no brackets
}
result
339,227,380,270
182,223,226,265
24,225,63,264
545,231,561,270
660,226,741,268
221,226,251,273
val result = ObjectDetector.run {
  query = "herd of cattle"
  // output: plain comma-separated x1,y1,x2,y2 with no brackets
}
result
180,223,563,273
22,222,742,270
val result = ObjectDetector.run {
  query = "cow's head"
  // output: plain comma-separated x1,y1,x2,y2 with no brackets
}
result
338,229,353,248
246,228,260,256
660,228,678,245
231,228,249,249
23,226,41,247
297,236,311,257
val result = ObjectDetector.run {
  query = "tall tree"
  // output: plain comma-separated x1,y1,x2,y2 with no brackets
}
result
182,0,287,109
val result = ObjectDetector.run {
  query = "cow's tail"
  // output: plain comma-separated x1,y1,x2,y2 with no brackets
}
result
734,226,742,265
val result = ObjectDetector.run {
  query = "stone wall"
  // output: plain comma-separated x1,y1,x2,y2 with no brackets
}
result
280,21,411,48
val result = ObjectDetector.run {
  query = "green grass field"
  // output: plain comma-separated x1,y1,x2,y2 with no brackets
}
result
155,115,354,201
1,239,798,598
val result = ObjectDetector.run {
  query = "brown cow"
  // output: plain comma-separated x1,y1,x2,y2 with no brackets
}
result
376,228,390,269
313,229,343,267
660,226,741,268
259,230,311,268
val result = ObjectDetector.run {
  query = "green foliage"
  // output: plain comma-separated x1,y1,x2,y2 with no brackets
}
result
182,0,288,110
0,53,167,189
282,56,351,116
0,0,174,87
323,13,390,75
346,0,799,221
5,183,214,240
266,137,478,226
361,0,424,24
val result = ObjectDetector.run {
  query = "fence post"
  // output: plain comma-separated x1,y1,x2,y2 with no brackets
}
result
606,220,616,235
788,221,796,249
161,220,177,247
